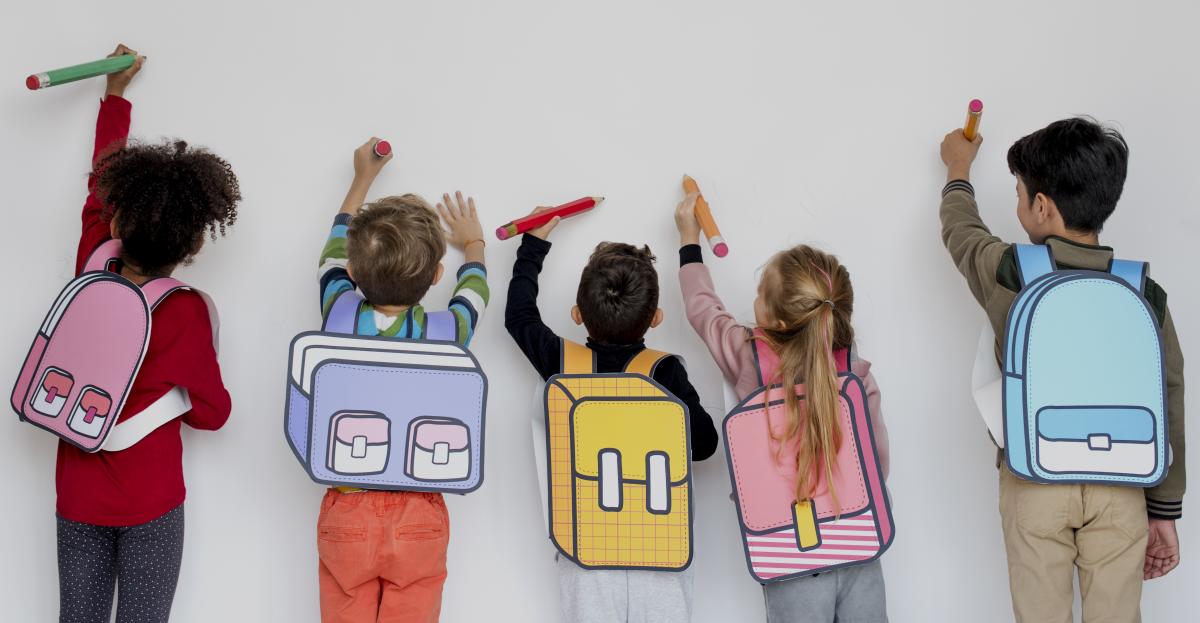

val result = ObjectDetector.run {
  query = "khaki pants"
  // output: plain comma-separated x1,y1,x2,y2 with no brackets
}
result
998,466,1148,623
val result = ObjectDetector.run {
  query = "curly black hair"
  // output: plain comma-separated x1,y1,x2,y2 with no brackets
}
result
92,139,241,275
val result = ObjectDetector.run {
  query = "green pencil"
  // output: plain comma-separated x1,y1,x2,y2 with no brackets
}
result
27,55,136,90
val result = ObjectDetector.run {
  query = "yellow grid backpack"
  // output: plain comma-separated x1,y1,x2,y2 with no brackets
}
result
543,339,693,571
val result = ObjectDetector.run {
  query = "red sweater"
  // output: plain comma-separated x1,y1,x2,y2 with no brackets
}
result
55,95,232,527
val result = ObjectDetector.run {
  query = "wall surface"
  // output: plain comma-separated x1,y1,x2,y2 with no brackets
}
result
1,1,1197,621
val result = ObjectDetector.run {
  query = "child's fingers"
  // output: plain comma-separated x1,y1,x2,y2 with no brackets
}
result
455,191,467,217
436,202,451,224
467,197,477,216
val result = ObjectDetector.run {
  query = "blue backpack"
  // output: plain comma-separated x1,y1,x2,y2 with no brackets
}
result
1003,244,1167,486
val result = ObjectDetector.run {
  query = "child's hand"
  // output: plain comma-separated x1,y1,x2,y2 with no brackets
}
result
438,191,485,253
674,192,702,246
353,138,392,181
104,44,145,99
526,207,561,241
1145,518,1180,579
940,129,982,182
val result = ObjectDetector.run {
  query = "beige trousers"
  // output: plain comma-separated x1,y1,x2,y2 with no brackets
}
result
998,466,1148,623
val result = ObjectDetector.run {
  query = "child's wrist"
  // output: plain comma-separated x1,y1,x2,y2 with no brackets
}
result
464,239,486,250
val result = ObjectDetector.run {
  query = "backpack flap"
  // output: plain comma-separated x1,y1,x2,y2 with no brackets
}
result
572,399,689,515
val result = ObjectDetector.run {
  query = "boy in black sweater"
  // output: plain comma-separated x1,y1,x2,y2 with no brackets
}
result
504,209,717,623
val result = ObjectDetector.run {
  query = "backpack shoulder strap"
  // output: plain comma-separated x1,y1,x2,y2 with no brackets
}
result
323,290,365,335
82,239,124,274
1013,244,1056,288
1109,258,1148,294
424,310,458,342
560,339,595,375
140,278,220,353
750,329,779,386
624,348,671,377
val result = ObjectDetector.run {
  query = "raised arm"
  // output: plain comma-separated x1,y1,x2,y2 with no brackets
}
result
938,129,1009,308
674,193,753,384
437,192,490,347
319,138,391,317
76,44,144,275
504,209,564,380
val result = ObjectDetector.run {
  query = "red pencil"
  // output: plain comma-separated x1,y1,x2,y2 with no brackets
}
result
495,196,604,240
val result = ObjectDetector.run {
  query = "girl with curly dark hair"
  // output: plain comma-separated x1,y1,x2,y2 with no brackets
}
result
53,44,241,623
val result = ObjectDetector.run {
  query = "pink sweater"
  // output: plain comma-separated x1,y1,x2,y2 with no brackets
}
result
680,262,890,477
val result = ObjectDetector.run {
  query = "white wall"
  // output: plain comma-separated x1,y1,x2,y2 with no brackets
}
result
2,1,1197,621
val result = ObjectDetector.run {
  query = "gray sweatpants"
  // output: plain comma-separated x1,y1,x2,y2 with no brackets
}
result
57,504,185,623
763,560,888,623
556,554,694,623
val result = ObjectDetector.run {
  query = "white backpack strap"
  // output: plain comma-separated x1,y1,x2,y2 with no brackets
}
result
82,239,124,273
100,386,192,451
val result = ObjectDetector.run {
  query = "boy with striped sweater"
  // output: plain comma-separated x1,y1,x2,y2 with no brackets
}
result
315,138,489,623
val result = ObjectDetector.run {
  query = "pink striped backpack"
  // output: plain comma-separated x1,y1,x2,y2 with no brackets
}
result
723,332,893,583
11,240,216,453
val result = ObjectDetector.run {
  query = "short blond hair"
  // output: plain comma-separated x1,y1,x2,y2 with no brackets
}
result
347,194,446,306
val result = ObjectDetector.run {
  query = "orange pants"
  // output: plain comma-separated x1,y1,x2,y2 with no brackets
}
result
317,489,449,623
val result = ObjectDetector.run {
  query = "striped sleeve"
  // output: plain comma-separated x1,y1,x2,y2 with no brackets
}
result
319,213,356,320
448,262,490,347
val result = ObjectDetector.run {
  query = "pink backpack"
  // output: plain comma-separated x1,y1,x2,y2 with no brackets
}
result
11,240,216,453
723,332,893,583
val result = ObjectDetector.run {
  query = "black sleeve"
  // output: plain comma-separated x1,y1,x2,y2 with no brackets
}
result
679,244,704,267
653,356,719,461
504,234,563,380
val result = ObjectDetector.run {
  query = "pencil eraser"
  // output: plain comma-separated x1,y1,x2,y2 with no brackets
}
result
25,75,40,90
713,242,729,258
373,140,392,157
495,227,510,241
969,99,983,113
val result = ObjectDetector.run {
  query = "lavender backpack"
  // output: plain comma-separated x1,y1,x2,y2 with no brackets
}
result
12,240,216,452
284,291,487,492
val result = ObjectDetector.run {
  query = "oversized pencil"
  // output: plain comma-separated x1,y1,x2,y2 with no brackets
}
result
27,55,136,90
495,196,603,240
963,99,983,141
373,140,392,158
682,175,728,258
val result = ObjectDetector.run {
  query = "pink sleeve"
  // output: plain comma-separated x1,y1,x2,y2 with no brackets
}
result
852,357,890,480
679,262,754,385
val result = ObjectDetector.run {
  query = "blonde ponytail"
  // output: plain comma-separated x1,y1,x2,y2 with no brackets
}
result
758,246,854,508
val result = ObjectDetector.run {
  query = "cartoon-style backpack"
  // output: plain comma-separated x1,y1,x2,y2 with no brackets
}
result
1003,244,1167,486
544,340,693,571
12,240,217,453
724,332,893,584
285,290,487,492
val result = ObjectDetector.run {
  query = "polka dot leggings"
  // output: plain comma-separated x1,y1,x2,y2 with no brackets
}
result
57,504,184,623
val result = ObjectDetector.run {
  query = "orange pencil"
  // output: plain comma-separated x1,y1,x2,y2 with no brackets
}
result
682,175,728,258
963,99,983,141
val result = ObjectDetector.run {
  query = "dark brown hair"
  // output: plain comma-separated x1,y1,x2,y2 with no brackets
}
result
93,139,241,275
576,242,659,344
347,195,446,306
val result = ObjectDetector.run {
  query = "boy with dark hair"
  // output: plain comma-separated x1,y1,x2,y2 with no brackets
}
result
315,138,489,622
505,210,718,623
938,118,1185,622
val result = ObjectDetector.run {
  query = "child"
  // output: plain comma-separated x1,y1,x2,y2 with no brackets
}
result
938,119,1185,621
674,193,891,622
55,44,239,622
314,138,489,622
504,210,718,623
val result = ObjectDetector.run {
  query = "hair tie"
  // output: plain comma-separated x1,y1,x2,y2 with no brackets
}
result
822,299,835,309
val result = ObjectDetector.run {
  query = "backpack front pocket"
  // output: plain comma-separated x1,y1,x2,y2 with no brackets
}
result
327,411,391,475
67,387,111,439
405,417,471,482
1035,406,1158,477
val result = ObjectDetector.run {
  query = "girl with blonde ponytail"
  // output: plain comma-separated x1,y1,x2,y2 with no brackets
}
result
675,195,891,622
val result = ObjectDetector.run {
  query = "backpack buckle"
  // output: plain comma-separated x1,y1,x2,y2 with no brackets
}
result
1087,434,1112,451
792,499,822,552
